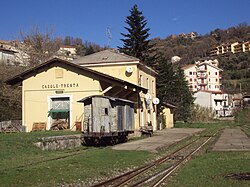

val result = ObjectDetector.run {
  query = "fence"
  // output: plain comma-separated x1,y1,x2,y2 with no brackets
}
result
0,120,24,133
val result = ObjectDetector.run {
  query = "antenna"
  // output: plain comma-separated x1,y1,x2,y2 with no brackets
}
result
106,27,112,47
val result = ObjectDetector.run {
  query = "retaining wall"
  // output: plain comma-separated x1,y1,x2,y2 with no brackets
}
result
34,134,83,150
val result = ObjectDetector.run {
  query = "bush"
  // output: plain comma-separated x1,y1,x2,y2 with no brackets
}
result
189,104,215,122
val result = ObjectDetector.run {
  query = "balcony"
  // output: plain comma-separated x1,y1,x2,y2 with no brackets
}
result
197,80,208,85
196,67,207,72
197,73,207,78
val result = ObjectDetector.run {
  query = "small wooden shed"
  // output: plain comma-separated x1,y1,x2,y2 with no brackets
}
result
78,95,134,136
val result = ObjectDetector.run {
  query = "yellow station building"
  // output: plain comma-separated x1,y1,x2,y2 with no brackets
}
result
6,50,162,132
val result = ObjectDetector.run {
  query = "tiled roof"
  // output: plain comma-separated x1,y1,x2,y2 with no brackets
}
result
73,49,139,65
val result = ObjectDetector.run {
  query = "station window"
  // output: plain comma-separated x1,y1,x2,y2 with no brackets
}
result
55,69,63,78
152,80,155,94
139,75,143,86
103,108,108,115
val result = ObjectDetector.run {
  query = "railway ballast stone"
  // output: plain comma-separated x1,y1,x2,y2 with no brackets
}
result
34,134,83,150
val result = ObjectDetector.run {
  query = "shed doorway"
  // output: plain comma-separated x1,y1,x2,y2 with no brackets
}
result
48,97,70,130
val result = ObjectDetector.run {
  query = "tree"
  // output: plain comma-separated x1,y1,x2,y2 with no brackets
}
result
20,26,62,67
157,57,193,121
173,67,194,121
0,64,24,121
156,57,175,108
119,4,156,67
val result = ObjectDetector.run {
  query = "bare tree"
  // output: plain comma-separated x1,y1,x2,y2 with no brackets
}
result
20,26,62,67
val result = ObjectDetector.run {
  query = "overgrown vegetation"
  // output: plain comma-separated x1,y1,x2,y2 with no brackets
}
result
0,63,26,121
189,104,215,122
0,131,153,187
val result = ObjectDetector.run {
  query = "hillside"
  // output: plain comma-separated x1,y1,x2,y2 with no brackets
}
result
151,23,250,94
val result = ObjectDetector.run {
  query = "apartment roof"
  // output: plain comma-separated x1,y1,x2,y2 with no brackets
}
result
0,47,17,54
73,49,140,65
5,58,147,93
198,62,223,71
182,64,196,70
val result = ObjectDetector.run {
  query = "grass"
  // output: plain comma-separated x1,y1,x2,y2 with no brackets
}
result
0,131,153,187
1,108,250,186
167,108,250,187
168,151,250,187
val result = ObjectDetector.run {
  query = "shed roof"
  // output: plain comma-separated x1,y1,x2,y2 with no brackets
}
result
78,95,135,104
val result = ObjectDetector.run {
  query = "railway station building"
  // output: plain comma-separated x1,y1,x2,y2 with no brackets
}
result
6,50,165,132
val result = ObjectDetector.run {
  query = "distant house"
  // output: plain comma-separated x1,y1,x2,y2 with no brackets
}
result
0,47,17,65
183,59,232,117
210,41,250,56
57,45,77,61
182,59,222,92
194,91,231,117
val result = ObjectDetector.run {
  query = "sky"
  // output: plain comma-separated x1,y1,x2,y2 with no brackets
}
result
0,0,249,48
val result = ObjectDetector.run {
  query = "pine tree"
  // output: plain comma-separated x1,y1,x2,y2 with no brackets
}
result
119,4,156,67
173,67,194,121
157,58,193,121
156,57,175,108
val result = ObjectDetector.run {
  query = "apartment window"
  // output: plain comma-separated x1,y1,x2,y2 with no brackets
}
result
146,78,149,89
193,72,196,75
209,85,211,88
189,72,192,75
194,78,196,82
190,78,192,82
209,72,210,75
194,85,197,88
190,85,193,89
215,72,218,75
215,78,218,82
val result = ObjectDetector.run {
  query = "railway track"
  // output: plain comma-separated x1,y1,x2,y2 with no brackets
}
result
92,132,217,187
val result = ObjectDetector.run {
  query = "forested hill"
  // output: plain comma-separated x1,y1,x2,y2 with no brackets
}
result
151,23,250,94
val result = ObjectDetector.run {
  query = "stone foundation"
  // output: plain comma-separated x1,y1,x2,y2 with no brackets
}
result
34,134,83,150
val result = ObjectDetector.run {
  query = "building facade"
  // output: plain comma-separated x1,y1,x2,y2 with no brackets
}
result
210,41,250,56
6,50,161,132
183,59,231,117
74,50,158,130
183,59,222,92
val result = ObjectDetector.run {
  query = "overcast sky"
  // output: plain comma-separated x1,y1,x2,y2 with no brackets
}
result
0,0,249,47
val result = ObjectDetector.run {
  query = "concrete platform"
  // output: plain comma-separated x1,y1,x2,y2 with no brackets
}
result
112,128,204,153
212,128,250,151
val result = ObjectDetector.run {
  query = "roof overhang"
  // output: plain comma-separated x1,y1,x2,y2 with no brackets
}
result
5,58,147,94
